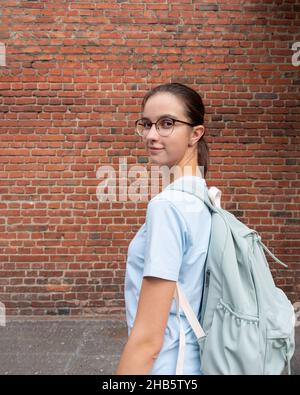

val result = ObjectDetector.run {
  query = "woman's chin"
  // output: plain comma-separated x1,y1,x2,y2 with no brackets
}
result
149,156,162,164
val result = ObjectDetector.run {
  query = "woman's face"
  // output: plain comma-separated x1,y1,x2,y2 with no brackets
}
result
141,92,194,168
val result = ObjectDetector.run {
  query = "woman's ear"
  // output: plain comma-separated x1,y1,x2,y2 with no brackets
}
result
189,125,205,147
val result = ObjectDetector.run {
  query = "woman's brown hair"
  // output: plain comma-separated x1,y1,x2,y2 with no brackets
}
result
141,82,209,178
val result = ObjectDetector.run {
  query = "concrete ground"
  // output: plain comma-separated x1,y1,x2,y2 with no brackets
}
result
0,318,299,375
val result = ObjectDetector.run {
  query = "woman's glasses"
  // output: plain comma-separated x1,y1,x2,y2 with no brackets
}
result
135,116,197,137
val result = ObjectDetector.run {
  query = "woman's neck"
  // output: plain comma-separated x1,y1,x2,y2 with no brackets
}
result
169,148,202,183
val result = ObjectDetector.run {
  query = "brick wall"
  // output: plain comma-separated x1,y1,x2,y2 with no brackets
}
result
0,0,299,316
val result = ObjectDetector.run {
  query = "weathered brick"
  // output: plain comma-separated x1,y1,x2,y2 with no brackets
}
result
0,0,298,317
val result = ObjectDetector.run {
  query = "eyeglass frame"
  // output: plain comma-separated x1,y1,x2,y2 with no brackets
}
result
135,116,198,137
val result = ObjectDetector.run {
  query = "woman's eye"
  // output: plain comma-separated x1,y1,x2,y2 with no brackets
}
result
143,121,152,129
160,119,173,128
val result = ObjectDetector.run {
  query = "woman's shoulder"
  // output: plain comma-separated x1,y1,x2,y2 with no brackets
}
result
149,187,210,218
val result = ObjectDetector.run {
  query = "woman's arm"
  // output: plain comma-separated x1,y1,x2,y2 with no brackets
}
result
116,276,176,375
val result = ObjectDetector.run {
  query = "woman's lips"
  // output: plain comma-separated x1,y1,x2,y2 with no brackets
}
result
149,147,164,152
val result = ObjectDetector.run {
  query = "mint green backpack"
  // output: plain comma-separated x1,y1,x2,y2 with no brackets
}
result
170,184,296,375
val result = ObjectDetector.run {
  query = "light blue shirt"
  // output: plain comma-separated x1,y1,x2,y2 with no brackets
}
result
124,175,212,374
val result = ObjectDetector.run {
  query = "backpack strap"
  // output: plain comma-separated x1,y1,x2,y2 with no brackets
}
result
173,285,186,375
168,184,222,214
208,186,222,209
169,184,222,374
254,234,288,268
174,282,206,375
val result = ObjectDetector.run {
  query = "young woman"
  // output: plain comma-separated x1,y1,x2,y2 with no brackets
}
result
116,82,212,375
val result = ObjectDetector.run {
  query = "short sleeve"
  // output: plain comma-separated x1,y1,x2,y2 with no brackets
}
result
143,198,189,281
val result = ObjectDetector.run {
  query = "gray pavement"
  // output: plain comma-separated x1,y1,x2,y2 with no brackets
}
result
0,318,128,375
0,318,299,375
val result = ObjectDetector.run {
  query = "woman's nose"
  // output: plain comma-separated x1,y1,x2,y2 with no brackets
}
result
145,124,159,140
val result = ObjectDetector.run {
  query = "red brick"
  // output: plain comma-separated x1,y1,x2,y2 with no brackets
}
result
0,0,299,317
